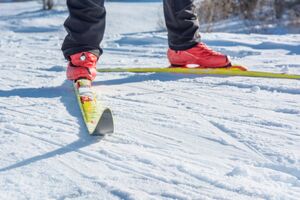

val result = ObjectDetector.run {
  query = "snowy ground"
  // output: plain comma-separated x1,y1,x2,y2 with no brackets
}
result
0,1,300,200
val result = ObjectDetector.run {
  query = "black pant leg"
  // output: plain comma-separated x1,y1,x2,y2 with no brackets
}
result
163,0,200,50
62,0,106,59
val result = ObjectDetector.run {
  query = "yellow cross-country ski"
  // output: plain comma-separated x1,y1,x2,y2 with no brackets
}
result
97,65,300,80
73,79,114,136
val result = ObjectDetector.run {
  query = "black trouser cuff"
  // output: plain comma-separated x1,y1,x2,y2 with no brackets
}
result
63,47,102,60
169,41,198,51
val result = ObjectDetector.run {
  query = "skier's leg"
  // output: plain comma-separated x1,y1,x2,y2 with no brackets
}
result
62,0,105,81
163,0,231,68
163,0,200,50
62,0,106,59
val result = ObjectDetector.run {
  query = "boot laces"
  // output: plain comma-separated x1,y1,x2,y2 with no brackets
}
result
195,43,222,56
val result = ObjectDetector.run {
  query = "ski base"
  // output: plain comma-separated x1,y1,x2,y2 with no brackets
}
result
73,79,114,136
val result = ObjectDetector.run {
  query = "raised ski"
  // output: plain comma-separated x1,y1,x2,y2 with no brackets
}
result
73,79,114,136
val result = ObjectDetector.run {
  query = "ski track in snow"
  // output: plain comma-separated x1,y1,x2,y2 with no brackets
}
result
0,1,300,200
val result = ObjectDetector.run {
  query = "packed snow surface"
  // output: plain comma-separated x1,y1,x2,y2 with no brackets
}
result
0,1,300,200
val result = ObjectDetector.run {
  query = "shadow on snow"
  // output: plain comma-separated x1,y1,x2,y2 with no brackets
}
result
0,81,103,172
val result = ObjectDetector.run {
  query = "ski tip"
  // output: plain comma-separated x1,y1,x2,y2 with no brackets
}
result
92,108,114,136
231,64,248,71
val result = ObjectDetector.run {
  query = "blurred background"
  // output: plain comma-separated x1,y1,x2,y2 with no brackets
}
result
2,0,298,33
195,0,300,33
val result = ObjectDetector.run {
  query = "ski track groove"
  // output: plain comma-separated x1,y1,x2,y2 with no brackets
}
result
217,81,300,95
108,84,270,162
1,128,150,199
1,128,210,199
123,83,299,161
208,121,272,163
111,96,246,149
36,145,124,200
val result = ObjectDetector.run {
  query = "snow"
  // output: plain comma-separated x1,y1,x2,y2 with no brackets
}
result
0,1,300,199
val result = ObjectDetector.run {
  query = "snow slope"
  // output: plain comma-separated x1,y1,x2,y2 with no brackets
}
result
0,1,300,199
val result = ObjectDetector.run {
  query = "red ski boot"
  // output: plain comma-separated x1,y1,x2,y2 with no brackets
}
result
67,52,98,81
167,42,231,68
